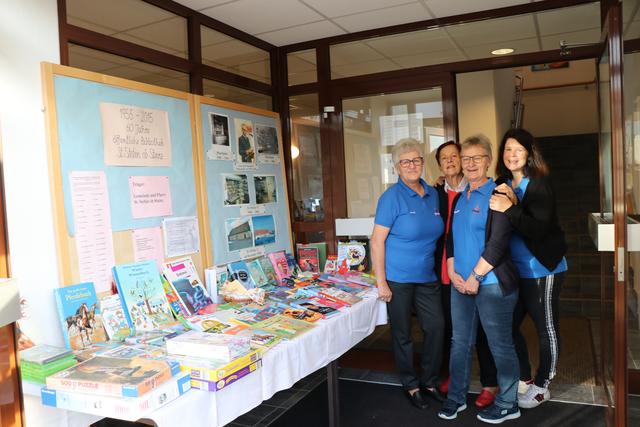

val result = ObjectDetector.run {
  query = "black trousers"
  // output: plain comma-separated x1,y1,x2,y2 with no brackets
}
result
513,273,564,388
387,280,444,390
442,284,498,387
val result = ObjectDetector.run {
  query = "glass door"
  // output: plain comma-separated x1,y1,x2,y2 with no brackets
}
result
597,3,627,424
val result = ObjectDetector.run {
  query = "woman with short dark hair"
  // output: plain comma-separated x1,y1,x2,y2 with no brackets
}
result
491,128,567,409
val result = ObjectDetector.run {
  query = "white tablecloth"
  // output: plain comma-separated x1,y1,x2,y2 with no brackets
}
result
26,292,387,427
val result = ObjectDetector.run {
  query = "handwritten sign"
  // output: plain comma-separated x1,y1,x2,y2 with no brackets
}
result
128,176,172,219
240,204,266,216
100,102,171,167
239,246,266,260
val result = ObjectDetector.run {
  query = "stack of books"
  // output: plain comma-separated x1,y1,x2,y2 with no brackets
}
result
41,355,189,420
20,345,76,384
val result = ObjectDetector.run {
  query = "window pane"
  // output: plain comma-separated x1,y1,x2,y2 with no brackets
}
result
330,2,600,79
66,0,188,58
287,49,317,86
342,88,444,218
68,44,189,91
290,94,323,222
203,79,272,111
623,0,640,38
201,26,271,84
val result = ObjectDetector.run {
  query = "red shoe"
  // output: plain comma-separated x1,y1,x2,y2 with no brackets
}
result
475,388,497,408
438,377,451,394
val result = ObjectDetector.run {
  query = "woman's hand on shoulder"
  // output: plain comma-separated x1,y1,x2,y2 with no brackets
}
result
434,175,445,187
495,183,518,205
489,192,513,212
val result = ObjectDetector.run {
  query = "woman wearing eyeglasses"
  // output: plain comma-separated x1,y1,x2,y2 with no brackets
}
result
491,128,567,409
371,138,445,409
438,134,520,424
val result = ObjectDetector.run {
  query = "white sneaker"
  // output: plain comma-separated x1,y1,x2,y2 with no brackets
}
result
517,380,533,397
518,384,550,409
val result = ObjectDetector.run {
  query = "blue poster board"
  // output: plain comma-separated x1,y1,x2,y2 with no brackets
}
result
198,100,292,265
54,75,198,234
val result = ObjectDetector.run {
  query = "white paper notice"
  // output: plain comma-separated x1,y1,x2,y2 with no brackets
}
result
128,176,173,219
379,113,424,146
162,216,200,258
132,227,164,268
240,204,267,216
239,246,266,260
100,102,172,167
69,171,116,294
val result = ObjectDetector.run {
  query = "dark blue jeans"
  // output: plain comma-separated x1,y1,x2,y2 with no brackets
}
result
448,284,519,409
387,281,444,390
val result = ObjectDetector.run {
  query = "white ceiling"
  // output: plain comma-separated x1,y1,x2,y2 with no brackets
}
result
176,0,540,46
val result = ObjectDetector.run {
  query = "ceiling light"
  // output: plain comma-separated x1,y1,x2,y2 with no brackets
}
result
491,48,515,55
291,145,300,160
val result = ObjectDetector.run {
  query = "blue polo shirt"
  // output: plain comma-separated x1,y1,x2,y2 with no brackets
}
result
451,179,498,285
374,178,444,283
509,178,568,279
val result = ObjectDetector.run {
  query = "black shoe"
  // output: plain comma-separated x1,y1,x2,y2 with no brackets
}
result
405,390,429,409
422,386,446,403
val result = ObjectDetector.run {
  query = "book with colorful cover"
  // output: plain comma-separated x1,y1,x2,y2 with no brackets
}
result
253,315,315,340
163,257,215,316
112,261,174,332
165,331,251,362
205,265,228,303
99,294,132,341
258,256,278,285
267,251,290,284
285,252,302,277
324,255,338,274
291,298,340,318
45,356,180,398
318,287,362,306
19,345,73,365
337,240,371,272
41,370,190,421
310,295,348,310
279,306,323,323
296,245,320,273
190,359,261,392
175,348,261,382
238,328,282,350
160,274,189,321
239,303,284,324
246,258,270,287
227,260,257,289
54,282,108,350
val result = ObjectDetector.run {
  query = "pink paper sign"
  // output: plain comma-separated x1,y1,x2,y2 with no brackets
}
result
128,176,173,219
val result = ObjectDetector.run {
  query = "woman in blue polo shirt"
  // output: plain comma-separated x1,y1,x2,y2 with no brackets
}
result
491,128,567,409
437,134,520,424
371,138,445,410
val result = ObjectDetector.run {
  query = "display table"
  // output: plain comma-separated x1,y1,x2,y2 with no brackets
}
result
25,291,387,427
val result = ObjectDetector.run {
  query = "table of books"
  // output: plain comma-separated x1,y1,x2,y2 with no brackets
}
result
27,289,387,427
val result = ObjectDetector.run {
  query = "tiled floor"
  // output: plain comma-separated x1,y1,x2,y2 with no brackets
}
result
226,368,327,427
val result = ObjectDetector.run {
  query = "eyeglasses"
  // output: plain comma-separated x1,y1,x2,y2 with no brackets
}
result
460,155,488,164
398,157,424,168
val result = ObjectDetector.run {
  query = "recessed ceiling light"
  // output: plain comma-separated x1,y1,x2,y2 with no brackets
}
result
491,48,515,55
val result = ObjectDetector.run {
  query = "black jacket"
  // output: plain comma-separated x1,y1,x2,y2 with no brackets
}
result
497,176,567,271
445,188,519,296
434,184,451,282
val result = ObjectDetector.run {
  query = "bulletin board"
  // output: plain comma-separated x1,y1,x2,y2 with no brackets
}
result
41,63,207,294
193,96,293,266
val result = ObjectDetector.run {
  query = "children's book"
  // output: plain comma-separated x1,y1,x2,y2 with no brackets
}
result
337,240,371,272
99,294,131,341
246,258,270,287
258,256,278,285
54,282,108,350
163,257,215,315
285,252,302,277
296,246,320,273
46,356,180,398
267,251,290,284
253,315,315,340
112,260,174,332
20,345,73,365
227,260,257,289
41,371,190,422
297,242,327,271
324,255,338,274
165,331,251,362
318,287,363,306
291,298,339,318
204,265,228,303
160,274,188,321
279,306,323,323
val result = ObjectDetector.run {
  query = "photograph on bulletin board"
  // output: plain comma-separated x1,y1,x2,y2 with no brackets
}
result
254,175,277,204
222,174,250,206
234,118,256,166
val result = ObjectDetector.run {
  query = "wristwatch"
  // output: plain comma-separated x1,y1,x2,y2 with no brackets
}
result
472,269,485,283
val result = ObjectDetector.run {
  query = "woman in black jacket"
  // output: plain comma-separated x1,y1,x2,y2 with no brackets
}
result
490,128,568,409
